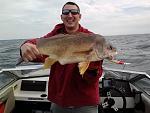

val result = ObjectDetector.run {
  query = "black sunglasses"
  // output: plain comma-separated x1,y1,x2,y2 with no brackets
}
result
62,9,80,15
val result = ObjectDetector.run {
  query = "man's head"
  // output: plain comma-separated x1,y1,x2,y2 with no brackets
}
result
61,2,81,32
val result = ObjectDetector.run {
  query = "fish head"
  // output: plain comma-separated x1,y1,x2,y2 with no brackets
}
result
104,43,117,59
93,35,117,60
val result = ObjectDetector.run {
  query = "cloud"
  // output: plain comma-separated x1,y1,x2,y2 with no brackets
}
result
76,0,150,35
0,0,150,39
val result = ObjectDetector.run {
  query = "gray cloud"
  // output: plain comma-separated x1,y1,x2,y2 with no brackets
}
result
0,0,150,40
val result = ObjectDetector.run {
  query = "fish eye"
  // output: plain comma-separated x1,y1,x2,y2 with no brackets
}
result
107,44,113,50
107,44,116,51
109,45,113,50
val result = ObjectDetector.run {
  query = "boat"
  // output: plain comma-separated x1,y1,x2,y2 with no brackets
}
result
0,64,150,113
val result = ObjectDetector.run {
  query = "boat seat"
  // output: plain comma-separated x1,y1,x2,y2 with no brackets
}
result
0,87,15,113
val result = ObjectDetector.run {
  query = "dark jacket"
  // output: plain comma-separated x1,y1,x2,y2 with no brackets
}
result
21,23,103,107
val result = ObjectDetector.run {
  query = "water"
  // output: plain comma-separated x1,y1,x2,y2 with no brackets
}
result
103,34,150,74
0,39,26,68
0,34,150,75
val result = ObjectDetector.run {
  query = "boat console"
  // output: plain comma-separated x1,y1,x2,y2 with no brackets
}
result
101,78,133,97
13,70,50,113
21,80,47,92
99,78,135,113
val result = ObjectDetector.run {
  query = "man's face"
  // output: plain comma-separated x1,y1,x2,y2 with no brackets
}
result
61,5,81,29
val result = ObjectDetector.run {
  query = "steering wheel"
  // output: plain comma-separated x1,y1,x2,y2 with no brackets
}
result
99,87,126,113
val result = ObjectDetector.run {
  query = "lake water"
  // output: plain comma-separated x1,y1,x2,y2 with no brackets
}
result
0,33,150,74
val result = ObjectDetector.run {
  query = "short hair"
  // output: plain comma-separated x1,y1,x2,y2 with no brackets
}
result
62,2,80,13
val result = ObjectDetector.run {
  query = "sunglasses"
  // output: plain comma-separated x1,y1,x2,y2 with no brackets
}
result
62,9,80,15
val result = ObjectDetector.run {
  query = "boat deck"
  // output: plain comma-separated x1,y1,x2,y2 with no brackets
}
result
0,65,150,113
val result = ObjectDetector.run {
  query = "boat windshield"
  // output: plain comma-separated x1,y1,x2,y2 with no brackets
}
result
0,71,17,90
0,65,50,91
0,66,149,96
104,69,142,80
133,77,150,96
104,68,150,96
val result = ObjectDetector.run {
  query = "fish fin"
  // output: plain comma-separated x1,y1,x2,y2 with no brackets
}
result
44,57,56,69
78,61,90,77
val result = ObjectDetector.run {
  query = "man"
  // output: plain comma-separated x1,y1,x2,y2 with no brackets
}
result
20,2,103,113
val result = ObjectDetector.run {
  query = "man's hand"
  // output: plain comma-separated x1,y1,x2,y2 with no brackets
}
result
21,43,40,62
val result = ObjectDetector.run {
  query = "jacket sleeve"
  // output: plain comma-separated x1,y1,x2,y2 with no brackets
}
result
83,61,103,84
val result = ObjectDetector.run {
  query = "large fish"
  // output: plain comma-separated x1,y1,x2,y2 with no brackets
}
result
37,33,117,75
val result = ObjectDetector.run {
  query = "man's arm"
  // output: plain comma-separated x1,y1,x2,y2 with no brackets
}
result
20,38,48,63
20,23,64,63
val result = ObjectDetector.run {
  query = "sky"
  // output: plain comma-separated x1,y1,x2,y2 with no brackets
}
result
0,0,150,40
